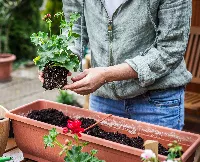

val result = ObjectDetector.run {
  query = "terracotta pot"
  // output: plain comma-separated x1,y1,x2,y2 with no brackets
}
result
0,105,10,156
0,54,16,81
5,100,200,162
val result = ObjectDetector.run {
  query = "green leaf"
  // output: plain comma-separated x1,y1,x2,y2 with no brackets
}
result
30,31,48,46
43,135,55,149
71,33,80,38
90,150,98,156
43,128,59,149
64,145,104,162
33,56,41,64
50,128,59,139
60,20,67,29
82,142,89,147
70,13,81,23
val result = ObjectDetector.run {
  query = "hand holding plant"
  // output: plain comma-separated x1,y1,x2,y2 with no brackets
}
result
31,12,81,90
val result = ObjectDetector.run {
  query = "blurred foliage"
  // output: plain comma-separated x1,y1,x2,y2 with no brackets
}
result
0,0,22,53
41,0,63,35
0,0,63,60
56,90,75,105
8,0,43,60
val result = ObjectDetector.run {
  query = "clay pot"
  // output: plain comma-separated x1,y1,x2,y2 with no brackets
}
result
0,54,16,82
0,105,10,156
5,100,200,162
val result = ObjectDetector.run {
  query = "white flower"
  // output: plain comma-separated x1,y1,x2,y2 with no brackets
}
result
163,160,178,162
141,149,156,159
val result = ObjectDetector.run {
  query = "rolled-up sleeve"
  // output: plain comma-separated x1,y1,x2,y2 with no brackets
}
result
125,0,192,87
62,0,89,56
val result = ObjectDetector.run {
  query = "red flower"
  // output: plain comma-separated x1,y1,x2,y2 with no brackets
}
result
42,14,51,21
67,120,84,137
63,127,69,134
46,14,51,18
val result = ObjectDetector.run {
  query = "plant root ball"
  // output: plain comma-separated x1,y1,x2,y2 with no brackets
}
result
42,63,69,90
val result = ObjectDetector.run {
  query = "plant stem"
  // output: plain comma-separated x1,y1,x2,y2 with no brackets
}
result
60,16,62,35
49,23,51,38
54,139,64,149
84,114,112,132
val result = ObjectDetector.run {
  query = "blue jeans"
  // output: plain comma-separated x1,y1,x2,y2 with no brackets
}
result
90,87,185,130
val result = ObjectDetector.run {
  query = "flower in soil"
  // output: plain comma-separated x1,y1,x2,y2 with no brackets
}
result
63,127,69,134
141,149,157,161
67,120,84,137
44,128,104,162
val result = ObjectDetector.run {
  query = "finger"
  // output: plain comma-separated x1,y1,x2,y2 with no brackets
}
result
67,72,72,76
38,71,44,76
73,89,91,95
38,75,44,83
64,78,87,90
71,70,88,82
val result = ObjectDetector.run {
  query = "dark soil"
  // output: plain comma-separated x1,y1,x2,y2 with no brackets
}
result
42,62,69,90
0,117,4,120
27,109,171,156
27,108,69,127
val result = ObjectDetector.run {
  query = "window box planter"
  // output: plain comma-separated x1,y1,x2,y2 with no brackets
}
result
0,54,16,82
0,105,10,156
5,99,200,162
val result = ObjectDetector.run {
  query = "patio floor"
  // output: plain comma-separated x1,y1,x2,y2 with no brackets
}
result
0,66,84,111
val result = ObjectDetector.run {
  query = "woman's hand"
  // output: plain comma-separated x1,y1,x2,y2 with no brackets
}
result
63,67,107,95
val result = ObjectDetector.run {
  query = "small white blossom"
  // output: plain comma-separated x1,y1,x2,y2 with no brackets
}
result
141,149,156,159
163,160,178,162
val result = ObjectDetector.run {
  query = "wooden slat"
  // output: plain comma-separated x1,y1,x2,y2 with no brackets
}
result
188,35,198,72
191,36,200,75
185,91,200,111
185,34,194,66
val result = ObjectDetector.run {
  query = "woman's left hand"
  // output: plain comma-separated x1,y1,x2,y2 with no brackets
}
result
63,67,107,95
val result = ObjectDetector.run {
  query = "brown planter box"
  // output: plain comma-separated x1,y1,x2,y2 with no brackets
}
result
5,100,200,162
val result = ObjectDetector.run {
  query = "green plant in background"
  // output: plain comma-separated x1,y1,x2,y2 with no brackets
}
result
56,90,75,105
0,0,22,53
30,12,80,71
8,0,43,60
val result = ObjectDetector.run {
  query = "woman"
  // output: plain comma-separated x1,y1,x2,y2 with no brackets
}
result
42,0,192,130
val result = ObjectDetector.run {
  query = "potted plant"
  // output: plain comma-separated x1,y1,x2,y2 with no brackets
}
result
0,0,19,81
5,99,200,162
30,12,80,90
0,105,10,157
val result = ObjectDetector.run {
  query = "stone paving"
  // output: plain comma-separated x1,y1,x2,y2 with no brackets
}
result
0,66,84,111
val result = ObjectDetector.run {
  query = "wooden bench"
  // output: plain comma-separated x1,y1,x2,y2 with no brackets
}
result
184,26,200,123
